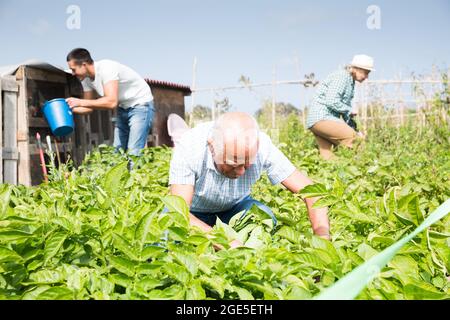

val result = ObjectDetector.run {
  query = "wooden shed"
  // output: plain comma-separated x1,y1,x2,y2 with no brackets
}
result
0,61,114,186
145,79,191,147
1,61,190,186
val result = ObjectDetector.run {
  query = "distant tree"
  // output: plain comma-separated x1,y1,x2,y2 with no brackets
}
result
185,104,212,126
255,100,301,128
215,97,232,115
190,104,212,120
186,98,234,126
255,100,300,118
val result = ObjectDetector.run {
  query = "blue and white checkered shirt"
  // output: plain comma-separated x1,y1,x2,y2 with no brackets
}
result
306,68,355,128
169,122,296,213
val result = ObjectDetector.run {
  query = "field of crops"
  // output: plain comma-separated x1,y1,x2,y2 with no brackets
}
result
0,115,449,300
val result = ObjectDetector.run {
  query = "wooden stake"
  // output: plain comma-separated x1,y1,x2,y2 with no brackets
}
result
54,138,62,168
36,133,48,183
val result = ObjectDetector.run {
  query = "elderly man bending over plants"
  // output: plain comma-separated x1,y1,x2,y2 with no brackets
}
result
169,112,330,248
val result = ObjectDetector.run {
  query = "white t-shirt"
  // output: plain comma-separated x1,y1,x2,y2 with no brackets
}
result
81,59,153,108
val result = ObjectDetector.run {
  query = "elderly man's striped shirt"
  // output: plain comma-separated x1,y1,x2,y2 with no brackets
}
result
169,122,296,213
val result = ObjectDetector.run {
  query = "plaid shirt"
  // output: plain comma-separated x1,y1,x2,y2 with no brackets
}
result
169,122,296,213
306,68,355,128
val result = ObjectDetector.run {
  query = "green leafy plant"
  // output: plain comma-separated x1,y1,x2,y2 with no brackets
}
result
0,116,449,300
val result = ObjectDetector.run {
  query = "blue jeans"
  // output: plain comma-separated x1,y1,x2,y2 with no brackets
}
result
113,102,155,156
191,195,277,227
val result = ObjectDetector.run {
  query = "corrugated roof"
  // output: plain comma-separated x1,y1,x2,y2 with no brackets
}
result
145,78,191,95
0,59,68,77
0,61,192,95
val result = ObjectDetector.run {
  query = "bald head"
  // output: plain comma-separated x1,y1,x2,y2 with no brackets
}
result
208,112,259,178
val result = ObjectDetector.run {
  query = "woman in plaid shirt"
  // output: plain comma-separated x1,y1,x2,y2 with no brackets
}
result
307,55,374,160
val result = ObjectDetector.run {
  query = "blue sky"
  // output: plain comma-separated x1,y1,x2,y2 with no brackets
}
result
0,0,449,114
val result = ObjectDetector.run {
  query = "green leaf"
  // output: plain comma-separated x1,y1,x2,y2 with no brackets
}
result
53,217,74,232
21,286,51,300
383,188,398,216
428,230,450,239
293,252,324,268
112,233,140,261
135,277,165,291
299,183,328,198
276,226,301,244
200,275,226,298
136,262,164,276
135,208,160,251
346,166,362,177
27,260,43,272
240,280,279,299
389,255,419,280
0,246,24,264
146,284,185,300
332,177,346,198
394,194,422,226
163,263,191,284
109,273,133,288
35,287,74,300
108,256,135,277
141,245,166,261
408,196,424,225
346,250,364,266
28,269,64,284
233,286,254,300
185,234,209,246
171,251,198,276
43,232,67,264
185,279,206,300
284,274,309,289
236,224,258,243
312,195,339,208
311,236,340,262
168,226,189,241
215,218,239,242
0,185,12,219
161,195,190,219
335,208,378,224
392,211,417,227
0,230,32,242
404,282,449,300
285,285,313,299
84,207,105,218
244,226,264,249
398,193,417,210
357,243,379,261
103,161,129,197
369,236,395,247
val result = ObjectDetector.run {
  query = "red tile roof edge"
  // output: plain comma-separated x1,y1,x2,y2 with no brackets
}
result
145,78,191,94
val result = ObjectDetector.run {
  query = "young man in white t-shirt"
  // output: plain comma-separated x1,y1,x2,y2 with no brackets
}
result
65,48,155,157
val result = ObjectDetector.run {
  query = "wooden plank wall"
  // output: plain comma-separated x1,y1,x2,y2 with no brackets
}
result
149,87,186,147
1,76,19,184
16,67,31,185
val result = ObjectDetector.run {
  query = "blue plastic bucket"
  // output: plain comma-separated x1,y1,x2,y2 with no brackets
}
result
42,98,74,136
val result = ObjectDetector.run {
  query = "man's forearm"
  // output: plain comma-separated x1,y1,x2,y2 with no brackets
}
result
189,213,213,232
82,96,117,110
305,197,330,238
72,106,93,114
280,170,331,239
